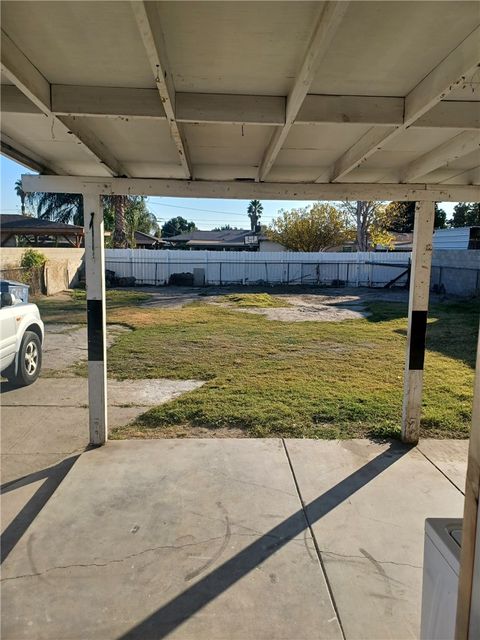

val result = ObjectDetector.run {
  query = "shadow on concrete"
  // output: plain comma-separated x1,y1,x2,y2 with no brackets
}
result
1,455,80,564
120,441,409,640
0,380,20,396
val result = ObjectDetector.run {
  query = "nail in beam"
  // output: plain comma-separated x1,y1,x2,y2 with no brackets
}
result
401,201,435,445
83,194,108,445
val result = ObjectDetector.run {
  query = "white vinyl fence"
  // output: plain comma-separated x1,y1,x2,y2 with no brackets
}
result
105,249,411,288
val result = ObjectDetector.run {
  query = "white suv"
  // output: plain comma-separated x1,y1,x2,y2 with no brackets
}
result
0,291,44,386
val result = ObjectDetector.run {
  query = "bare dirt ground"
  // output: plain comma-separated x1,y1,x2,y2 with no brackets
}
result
43,324,130,374
137,286,411,322
225,293,372,322
130,285,414,322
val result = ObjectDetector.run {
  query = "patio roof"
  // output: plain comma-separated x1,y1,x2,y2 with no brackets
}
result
0,1,479,199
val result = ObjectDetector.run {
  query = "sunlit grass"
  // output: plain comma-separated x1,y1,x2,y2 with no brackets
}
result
35,288,477,439
104,296,478,440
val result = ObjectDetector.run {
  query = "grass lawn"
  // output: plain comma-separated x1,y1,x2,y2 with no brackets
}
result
36,289,478,440
35,289,151,324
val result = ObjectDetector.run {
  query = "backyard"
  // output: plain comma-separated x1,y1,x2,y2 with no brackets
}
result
36,287,478,440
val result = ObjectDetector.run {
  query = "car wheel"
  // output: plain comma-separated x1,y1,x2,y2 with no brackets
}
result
12,331,42,386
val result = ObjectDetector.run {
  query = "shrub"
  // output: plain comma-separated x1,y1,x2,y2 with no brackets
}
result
20,249,47,269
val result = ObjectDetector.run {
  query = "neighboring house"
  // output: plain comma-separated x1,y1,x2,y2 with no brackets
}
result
166,229,286,252
433,227,480,250
134,231,167,249
0,214,84,247
335,233,414,253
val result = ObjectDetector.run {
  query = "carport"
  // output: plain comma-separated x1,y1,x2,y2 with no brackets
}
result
1,1,479,637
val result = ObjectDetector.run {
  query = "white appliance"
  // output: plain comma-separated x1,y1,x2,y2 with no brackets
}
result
421,518,462,640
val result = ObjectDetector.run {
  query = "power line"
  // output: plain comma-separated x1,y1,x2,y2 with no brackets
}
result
147,199,251,217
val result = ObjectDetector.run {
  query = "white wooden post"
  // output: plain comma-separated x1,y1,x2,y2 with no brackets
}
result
401,201,435,444
455,320,480,639
83,193,108,445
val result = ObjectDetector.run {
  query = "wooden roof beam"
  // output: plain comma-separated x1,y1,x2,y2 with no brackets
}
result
257,1,350,181
3,84,478,130
0,30,128,177
1,134,64,174
131,1,192,179
402,131,480,182
21,174,480,203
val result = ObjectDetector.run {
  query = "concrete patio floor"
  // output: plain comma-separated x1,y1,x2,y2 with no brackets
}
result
1,437,467,640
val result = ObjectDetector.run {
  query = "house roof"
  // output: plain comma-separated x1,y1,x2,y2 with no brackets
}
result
134,230,166,245
168,230,254,246
0,214,84,234
1,1,478,203
392,232,414,246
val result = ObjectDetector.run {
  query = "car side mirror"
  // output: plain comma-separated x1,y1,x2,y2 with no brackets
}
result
1,292,14,307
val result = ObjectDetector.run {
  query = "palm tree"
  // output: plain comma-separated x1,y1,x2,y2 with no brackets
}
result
247,199,263,231
14,179,27,215
29,192,83,224
112,195,128,248
124,197,159,247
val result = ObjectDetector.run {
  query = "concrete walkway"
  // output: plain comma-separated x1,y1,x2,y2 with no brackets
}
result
1,438,467,640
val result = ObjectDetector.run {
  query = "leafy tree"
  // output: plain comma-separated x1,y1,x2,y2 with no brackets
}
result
161,216,196,238
384,201,447,231
247,200,263,231
451,202,480,227
15,179,28,216
340,201,397,251
212,225,239,231
267,203,353,252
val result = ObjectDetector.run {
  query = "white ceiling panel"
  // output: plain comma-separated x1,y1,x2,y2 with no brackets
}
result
1,1,154,87
311,1,480,96
83,118,182,165
1,112,110,175
184,123,273,165
382,128,465,153
158,1,321,95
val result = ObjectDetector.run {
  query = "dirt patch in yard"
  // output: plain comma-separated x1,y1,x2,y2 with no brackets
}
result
110,424,247,439
43,323,131,374
213,293,371,322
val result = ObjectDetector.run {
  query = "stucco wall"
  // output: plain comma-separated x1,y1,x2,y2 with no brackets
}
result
0,248,84,293
432,249,480,297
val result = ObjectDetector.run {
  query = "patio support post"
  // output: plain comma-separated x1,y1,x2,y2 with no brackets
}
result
83,193,108,445
455,320,480,639
401,201,434,444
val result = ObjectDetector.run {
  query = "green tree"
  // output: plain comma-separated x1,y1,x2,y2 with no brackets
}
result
267,203,353,252
124,197,160,247
161,216,196,238
247,200,263,231
451,202,480,227
212,225,238,231
384,201,447,231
